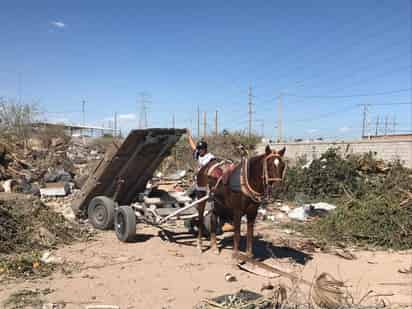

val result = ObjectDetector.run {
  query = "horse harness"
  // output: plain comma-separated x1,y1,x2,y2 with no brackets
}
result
202,153,286,203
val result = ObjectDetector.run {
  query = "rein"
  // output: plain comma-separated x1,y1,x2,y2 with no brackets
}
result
240,153,286,203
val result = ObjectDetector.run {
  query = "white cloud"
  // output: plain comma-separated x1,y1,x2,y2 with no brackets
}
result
339,126,351,133
51,21,66,28
306,129,318,134
118,113,136,120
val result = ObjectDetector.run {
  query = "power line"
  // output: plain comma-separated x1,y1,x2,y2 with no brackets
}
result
291,47,410,92
283,88,411,99
289,104,359,124
251,8,407,89
138,92,150,129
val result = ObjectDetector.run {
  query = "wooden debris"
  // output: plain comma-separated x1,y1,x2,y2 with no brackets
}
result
398,266,412,274
334,249,357,260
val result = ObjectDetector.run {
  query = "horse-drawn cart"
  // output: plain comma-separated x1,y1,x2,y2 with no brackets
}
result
71,128,217,242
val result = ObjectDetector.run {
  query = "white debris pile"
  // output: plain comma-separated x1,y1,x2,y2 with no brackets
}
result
287,202,336,221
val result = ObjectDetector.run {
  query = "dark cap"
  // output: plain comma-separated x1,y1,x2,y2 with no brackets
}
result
196,140,208,150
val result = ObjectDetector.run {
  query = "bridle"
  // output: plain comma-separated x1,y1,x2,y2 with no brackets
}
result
262,152,287,185
240,152,287,203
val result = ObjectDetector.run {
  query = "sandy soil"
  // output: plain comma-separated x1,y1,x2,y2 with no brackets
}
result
0,222,411,309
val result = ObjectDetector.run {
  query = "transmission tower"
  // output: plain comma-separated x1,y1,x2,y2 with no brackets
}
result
138,92,149,129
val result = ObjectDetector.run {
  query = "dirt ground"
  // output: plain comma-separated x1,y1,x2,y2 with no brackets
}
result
0,222,411,309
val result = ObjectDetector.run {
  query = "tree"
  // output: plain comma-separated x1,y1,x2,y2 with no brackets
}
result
0,97,39,145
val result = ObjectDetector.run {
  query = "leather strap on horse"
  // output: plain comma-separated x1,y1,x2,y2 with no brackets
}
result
262,153,287,184
240,152,287,203
240,157,264,203
207,160,233,192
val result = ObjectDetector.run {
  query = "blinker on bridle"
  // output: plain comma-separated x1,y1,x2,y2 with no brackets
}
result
262,152,287,185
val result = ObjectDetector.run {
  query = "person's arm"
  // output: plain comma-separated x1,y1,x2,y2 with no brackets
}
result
187,129,196,151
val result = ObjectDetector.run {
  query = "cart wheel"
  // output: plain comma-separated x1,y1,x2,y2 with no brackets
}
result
88,196,115,230
115,206,136,242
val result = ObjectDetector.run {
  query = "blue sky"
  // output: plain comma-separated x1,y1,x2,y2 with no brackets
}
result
0,0,410,140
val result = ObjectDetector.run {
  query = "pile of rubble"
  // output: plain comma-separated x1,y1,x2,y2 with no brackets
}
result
0,136,106,197
0,193,92,255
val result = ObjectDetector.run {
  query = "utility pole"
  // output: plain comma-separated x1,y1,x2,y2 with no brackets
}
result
392,115,396,134
81,100,86,139
248,86,253,144
114,112,117,138
361,104,369,137
261,120,264,138
214,110,218,136
197,106,200,138
138,92,149,129
277,94,283,142
82,100,86,126
375,116,380,136
203,111,207,138
384,115,389,135
172,113,175,129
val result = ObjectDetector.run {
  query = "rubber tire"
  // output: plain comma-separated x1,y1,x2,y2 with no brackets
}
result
115,206,136,242
88,196,115,230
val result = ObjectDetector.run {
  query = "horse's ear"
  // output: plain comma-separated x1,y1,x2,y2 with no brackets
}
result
277,147,286,157
265,145,271,155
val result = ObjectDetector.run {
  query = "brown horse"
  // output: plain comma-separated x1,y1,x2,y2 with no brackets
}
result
196,145,286,257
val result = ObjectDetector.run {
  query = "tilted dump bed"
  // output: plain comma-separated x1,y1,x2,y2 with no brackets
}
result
71,128,186,218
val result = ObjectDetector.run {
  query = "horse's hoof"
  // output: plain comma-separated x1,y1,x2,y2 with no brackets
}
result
197,244,203,253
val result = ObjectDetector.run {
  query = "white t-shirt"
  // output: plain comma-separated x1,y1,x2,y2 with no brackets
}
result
198,152,215,168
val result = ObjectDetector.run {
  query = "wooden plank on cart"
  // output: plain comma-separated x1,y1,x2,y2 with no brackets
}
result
71,128,186,218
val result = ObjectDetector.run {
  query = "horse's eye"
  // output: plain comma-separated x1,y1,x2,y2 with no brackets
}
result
274,158,280,167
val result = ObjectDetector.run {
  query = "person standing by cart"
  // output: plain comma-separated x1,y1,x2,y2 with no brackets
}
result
187,130,234,232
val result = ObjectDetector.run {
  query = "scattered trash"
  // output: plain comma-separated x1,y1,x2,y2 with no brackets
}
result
224,272,237,282
238,260,281,279
279,205,291,213
40,182,71,197
260,282,274,291
1,179,18,193
198,289,272,309
2,288,55,309
334,249,357,260
40,251,62,264
288,202,337,221
398,266,412,274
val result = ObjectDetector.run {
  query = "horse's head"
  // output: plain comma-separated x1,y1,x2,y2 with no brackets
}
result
263,145,286,186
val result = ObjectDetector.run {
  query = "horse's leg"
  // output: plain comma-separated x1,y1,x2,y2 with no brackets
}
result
210,207,219,254
246,209,258,258
197,192,206,252
232,208,241,259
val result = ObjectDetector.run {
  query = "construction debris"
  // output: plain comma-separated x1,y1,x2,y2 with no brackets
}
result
0,193,92,255
398,266,412,274
3,288,55,309
40,182,71,197
224,273,237,282
197,289,273,309
287,202,337,221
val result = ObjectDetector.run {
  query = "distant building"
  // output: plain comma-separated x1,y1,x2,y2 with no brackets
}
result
32,121,119,137
362,134,412,141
